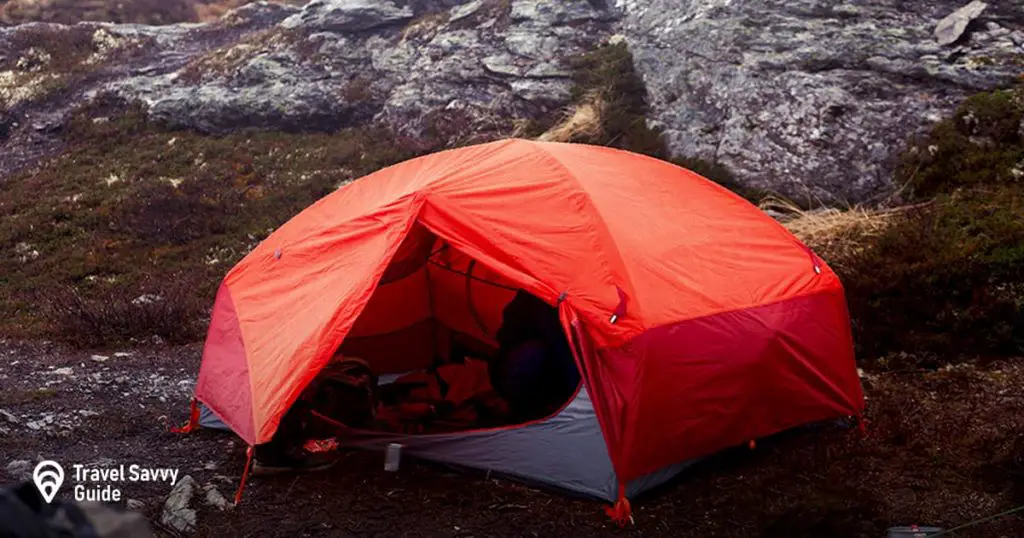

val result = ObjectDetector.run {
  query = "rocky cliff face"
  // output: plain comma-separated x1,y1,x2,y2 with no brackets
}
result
1,0,1022,203
0,0,300,25
618,0,1024,203
0,1,617,179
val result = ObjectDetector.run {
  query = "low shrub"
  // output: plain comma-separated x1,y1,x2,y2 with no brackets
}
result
832,186,1024,360
564,42,665,157
114,178,243,245
37,273,209,347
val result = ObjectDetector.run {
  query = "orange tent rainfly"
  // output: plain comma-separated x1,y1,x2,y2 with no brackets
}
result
189,139,865,517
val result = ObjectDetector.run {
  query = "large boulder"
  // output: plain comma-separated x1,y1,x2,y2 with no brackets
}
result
616,0,1024,203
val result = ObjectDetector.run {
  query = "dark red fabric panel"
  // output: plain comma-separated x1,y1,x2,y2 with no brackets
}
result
196,283,255,444
378,223,436,285
601,289,864,482
340,318,437,374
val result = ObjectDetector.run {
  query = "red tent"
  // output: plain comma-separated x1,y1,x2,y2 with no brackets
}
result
193,139,864,511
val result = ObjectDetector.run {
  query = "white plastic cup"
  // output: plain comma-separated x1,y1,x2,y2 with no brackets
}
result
384,443,403,472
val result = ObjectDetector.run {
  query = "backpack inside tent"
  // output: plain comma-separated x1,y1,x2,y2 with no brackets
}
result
187,139,865,512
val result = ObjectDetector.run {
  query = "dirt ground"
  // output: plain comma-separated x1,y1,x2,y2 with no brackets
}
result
1,339,1023,538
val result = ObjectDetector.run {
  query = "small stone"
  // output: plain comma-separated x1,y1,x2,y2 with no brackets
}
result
50,367,73,376
126,498,145,511
132,294,163,306
935,1,988,46
114,352,134,358
449,0,483,22
203,484,230,511
0,409,19,424
6,460,31,480
91,355,110,363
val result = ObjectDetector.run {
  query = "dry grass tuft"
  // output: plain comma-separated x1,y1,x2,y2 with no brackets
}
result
537,92,606,143
768,196,922,260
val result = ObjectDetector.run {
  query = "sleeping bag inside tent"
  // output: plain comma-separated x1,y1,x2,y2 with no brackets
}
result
188,138,865,506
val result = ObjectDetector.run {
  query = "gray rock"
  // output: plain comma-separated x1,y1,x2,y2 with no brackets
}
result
450,1,484,23
0,409,19,424
202,484,230,511
0,0,614,166
126,498,145,511
6,460,31,481
160,475,197,534
281,0,415,32
618,0,1024,203
936,1,988,46
1,0,1022,204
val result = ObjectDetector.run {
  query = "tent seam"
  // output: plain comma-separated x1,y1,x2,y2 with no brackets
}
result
526,141,646,330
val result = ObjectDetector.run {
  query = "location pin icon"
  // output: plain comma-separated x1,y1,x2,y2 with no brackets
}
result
33,460,64,504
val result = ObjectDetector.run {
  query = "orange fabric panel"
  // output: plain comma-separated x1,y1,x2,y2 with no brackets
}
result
220,193,423,443
379,222,437,285
534,143,838,328
427,252,516,347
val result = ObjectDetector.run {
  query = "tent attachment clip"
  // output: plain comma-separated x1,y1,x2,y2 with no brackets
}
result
605,484,634,527
610,286,628,325
170,398,200,434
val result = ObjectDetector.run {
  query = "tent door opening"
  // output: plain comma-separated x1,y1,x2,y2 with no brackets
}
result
321,223,582,436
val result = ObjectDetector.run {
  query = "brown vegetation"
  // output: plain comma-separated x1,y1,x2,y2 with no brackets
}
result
0,0,303,26
0,96,431,344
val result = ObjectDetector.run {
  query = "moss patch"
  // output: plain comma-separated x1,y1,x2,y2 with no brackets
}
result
827,185,1024,362
0,387,57,406
557,42,767,204
897,85,1024,199
563,42,665,157
0,98,430,343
